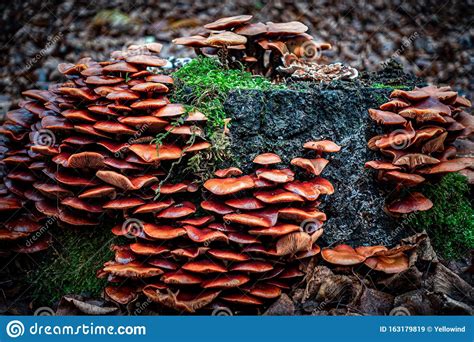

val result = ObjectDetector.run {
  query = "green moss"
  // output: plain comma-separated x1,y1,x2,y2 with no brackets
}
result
371,82,408,89
171,57,284,134
28,226,117,306
406,173,474,260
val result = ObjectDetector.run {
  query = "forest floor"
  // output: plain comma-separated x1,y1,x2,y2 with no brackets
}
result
0,0,473,113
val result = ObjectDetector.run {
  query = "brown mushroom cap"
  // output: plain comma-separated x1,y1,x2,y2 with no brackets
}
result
256,168,295,183
225,197,265,210
179,215,214,227
417,157,474,174
275,231,312,255
153,104,186,117
228,232,260,244
62,197,102,213
129,143,182,162
103,262,163,278
382,171,425,187
103,198,145,210
285,177,335,198
204,15,253,30
386,192,433,214
79,186,116,199
253,153,282,165
220,293,263,305
364,160,401,171
0,197,22,211
161,271,203,285
156,202,196,219
303,140,341,153
368,109,407,125
125,55,167,67
278,207,326,222
102,62,139,73
96,171,158,191
172,35,208,48
143,288,220,313
223,209,278,228
182,260,227,273
171,247,209,259
229,261,273,273
143,223,186,240
207,223,237,233
0,229,30,241
130,243,169,256
321,244,366,265
243,283,282,299
393,153,440,169
355,246,388,258
254,189,304,204
184,225,228,243
67,152,105,168
266,21,308,36
291,157,329,175
214,167,243,178
130,82,169,93
205,32,247,47
147,258,178,270
249,223,301,236
379,98,410,111
207,249,249,262
201,200,234,215
234,22,267,36
83,76,124,86
364,253,409,274
146,75,174,84
204,175,255,195
105,286,137,305
202,274,250,289
131,97,169,110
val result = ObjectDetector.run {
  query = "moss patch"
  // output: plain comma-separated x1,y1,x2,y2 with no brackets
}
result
406,173,474,260
171,57,283,134
371,82,409,89
28,226,117,306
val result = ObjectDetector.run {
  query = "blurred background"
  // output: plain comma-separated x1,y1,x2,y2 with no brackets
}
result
0,0,473,112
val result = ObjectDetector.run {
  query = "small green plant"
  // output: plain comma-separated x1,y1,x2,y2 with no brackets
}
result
28,226,117,306
406,173,474,260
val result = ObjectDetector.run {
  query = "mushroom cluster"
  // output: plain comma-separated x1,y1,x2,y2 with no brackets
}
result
321,244,412,274
366,85,474,214
173,15,339,79
101,141,341,312
0,90,52,255
0,44,210,256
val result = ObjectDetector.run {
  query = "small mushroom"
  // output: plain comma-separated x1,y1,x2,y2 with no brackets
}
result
386,192,433,214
